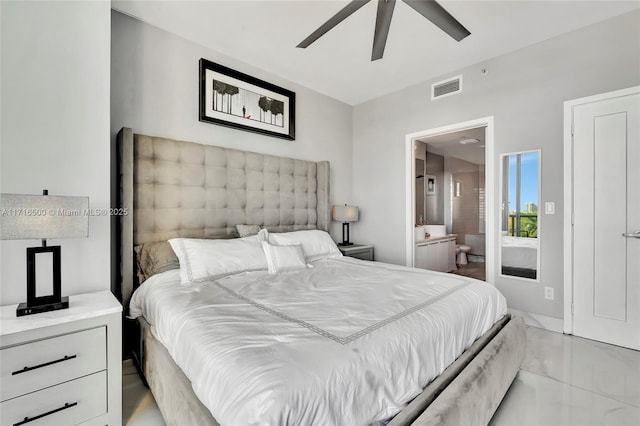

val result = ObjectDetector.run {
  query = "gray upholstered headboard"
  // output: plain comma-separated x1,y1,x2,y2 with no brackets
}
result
118,127,330,308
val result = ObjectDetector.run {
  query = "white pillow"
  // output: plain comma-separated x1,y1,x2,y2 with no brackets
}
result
268,230,342,262
169,230,268,285
261,241,308,274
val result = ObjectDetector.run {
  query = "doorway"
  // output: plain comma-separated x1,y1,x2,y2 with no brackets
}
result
405,117,496,283
564,86,639,350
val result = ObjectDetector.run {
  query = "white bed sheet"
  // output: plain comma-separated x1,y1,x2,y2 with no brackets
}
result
130,257,507,425
501,236,538,269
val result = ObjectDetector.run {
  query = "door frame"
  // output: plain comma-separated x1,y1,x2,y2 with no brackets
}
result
562,86,640,334
404,116,496,283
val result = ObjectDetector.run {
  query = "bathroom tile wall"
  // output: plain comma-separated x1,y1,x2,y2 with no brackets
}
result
425,152,444,225
448,156,484,247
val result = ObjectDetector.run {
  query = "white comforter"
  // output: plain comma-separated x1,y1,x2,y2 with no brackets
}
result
130,257,507,425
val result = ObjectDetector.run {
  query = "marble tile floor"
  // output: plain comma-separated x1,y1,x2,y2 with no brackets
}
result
123,326,640,426
123,360,164,426
490,326,640,425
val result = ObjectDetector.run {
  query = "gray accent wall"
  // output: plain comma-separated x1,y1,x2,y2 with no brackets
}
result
110,13,353,197
110,11,354,290
352,10,640,319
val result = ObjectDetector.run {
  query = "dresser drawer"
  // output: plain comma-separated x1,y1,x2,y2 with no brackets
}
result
1,370,106,426
0,327,106,401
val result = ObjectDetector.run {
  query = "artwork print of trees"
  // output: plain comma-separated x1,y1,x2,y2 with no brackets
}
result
212,79,285,128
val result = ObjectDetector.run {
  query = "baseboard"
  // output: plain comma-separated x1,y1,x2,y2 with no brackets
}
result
507,308,564,333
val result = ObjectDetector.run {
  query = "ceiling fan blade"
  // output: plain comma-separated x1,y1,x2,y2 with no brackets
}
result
297,0,371,48
371,0,396,61
402,0,470,42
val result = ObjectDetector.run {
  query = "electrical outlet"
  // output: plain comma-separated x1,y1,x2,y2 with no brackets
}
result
544,287,554,300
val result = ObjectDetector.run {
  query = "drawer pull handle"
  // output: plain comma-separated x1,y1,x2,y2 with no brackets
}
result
13,401,78,426
11,354,77,375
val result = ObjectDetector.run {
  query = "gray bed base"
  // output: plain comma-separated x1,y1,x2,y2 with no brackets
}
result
136,315,525,426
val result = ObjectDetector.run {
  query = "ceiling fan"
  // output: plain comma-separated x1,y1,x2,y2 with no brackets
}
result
297,0,470,61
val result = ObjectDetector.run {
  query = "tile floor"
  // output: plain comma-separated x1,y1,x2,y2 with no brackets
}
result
123,326,640,426
123,360,164,425
452,261,486,281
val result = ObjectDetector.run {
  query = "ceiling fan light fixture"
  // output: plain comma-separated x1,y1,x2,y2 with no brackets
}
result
297,0,470,62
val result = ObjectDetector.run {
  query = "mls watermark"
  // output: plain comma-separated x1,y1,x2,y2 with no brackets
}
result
1,208,129,217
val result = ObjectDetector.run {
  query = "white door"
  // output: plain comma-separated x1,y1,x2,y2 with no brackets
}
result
571,88,640,350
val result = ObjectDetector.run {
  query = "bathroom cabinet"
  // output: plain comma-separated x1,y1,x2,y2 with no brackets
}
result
416,237,456,272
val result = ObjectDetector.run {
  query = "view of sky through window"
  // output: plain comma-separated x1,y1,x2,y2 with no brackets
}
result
508,152,539,212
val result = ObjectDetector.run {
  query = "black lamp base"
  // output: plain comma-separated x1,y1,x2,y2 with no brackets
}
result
17,296,69,317
341,222,354,246
20,244,66,317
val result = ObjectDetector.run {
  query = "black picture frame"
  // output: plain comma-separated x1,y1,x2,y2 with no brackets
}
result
199,58,296,140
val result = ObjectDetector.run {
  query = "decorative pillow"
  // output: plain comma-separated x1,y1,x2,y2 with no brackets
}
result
261,241,308,274
169,230,268,285
268,230,342,262
134,241,180,283
236,224,262,237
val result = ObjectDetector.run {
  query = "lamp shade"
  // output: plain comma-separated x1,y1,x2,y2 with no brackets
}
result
1,193,89,240
332,205,359,222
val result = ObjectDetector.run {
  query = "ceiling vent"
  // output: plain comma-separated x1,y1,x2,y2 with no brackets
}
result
431,75,462,100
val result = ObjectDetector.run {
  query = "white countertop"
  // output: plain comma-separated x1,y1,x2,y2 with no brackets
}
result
416,234,457,245
1,291,122,337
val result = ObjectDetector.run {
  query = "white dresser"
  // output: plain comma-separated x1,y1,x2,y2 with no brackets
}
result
0,291,122,426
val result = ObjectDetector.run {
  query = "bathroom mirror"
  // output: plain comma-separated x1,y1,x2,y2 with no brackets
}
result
500,150,540,280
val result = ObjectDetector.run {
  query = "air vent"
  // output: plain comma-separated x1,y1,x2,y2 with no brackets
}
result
431,75,462,100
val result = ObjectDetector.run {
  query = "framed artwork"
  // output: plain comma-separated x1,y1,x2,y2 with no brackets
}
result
199,58,296,140
426,175,436,195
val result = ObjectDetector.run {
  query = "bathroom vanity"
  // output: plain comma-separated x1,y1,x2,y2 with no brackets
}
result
415,235,457,273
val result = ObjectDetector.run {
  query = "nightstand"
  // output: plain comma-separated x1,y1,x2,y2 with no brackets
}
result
0,291,122,426
338,244,374,261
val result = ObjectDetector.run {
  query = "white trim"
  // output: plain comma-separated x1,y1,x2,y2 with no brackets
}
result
563,96,574,335
508,308,564,333
404,116,495,284
406,136,416,267
497,149,542,283
431,74,463,101
562,86,640,335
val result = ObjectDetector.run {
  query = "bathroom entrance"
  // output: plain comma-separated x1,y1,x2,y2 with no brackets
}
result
405,117,496,283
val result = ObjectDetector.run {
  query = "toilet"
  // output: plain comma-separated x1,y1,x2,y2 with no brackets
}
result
456,245,471,265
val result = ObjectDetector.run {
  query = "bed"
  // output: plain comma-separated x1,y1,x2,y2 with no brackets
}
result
117,128,525,425
500,236,538,279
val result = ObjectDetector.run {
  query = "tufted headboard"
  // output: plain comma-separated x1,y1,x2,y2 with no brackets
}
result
117,127,330,307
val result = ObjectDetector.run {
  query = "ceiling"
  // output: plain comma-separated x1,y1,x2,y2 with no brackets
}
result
418,127,486,165
112,1,640,105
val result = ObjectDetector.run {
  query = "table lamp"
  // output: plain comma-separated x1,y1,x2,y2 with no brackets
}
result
1,190,89,316
332,204,359,246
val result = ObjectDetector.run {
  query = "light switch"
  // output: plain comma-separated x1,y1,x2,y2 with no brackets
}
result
545,202,555,214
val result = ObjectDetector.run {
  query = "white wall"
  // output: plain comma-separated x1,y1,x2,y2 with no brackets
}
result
110,11,353,245
1,1,111,305
352,11,640,318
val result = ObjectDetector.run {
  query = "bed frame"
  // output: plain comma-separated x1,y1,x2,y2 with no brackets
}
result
118,127,525,426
